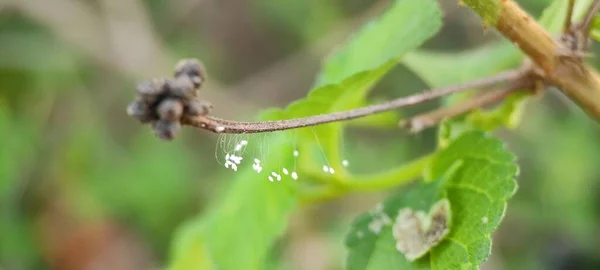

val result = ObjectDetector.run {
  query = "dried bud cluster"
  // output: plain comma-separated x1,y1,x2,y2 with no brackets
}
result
126,59,213,140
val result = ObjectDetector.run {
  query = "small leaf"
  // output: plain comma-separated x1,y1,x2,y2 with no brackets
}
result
466,91,530,130
346,131,518,269
436,90,531,148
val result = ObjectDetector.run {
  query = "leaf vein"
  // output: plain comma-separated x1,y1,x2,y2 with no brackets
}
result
446,184,493,201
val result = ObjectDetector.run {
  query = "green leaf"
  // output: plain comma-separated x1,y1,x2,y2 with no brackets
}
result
435,90,530,148
288,0,442,173
465,91,530,129
315,0,442,88
592,15,600,41
168,112,298,270
168,1,443,269
347,106,401,129
345,131,518,269
403,42,521,89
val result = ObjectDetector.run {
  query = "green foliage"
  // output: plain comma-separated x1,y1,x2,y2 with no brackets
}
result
404,43,521,89
168,132,297,270
345,131,518,270
340,2,599,266
464,0,592,30
90,134,197,243
5,0,599,269
253,0,342,42
286,0,441,170
521,109,600,248
314,0,441,88
593,16,600,41
539,0,594,33
403,0,596,90
406,0,599,145
403,41,528,145
460,0,501,27
168,1,443,269
346,103,401,129
0,105,41,267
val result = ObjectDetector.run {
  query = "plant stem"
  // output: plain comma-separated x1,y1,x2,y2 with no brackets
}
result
565,0,576,32
342,154,434,191
462,0,600,122
580,0,600,35
298,154,434,203
401,80,532,133
183,69,528,134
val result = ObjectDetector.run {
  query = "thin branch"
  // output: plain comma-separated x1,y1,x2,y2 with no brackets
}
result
400,80,533,133
576,0,600,51
565,0,576,32
580,0,600,33
182,69,530,134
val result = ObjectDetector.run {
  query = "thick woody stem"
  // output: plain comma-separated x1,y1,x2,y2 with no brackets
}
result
462,0,600,121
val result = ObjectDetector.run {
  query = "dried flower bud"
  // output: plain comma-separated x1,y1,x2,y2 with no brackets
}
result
168,76,197,99
186,99,213,116
127,58,215,141
136,78,168,103
174,59,206,88
126,100,154,123
157,99,184,121
153,120,181,141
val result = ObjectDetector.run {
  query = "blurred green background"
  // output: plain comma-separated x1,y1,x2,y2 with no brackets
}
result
1,0,599,269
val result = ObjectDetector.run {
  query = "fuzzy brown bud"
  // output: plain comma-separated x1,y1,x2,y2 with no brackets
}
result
153,119,181,141
174,59,206,88
186,99,213,116
157,99,184,121
136,78,169,104
126,99,154,123
168,76,197,99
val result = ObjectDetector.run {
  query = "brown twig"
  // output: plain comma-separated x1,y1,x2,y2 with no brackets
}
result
400,79,534,133
580,0,600,32
565,0,576,32
579,0,600,42
182,69,530,134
